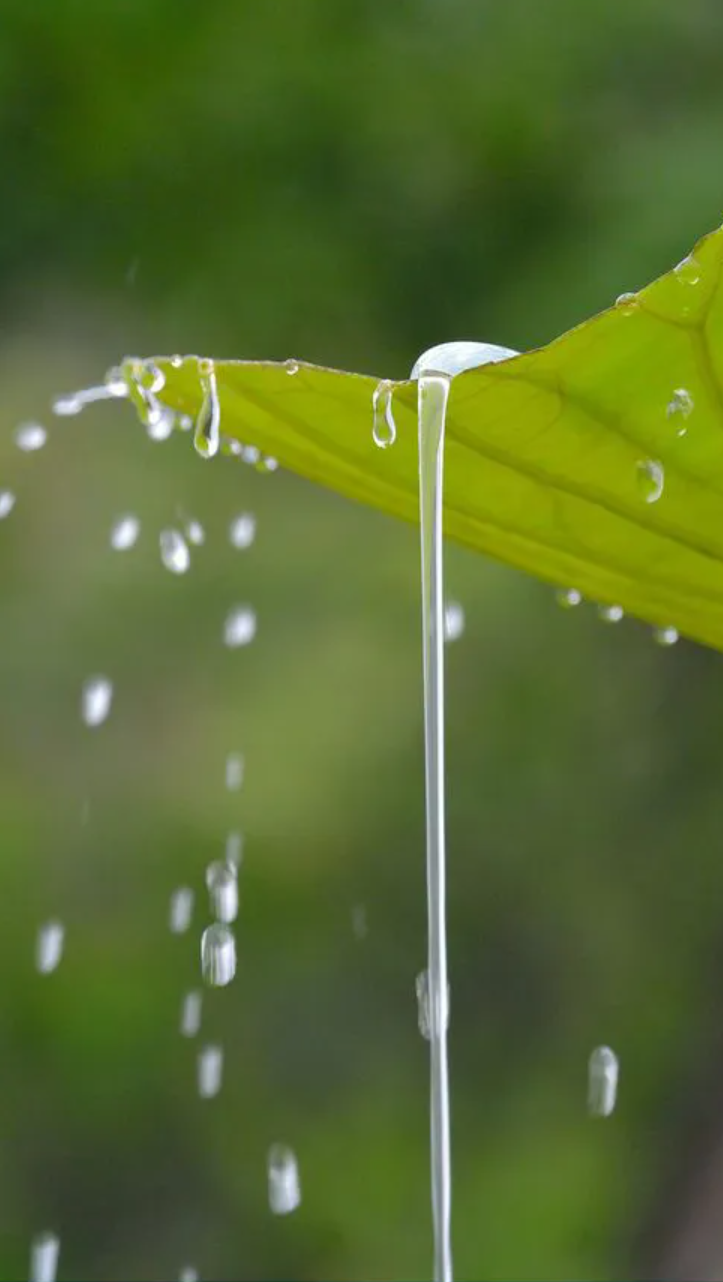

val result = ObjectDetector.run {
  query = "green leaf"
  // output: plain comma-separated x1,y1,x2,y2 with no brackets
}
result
123,223,723,651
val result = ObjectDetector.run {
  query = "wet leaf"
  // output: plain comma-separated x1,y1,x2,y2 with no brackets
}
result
124,223,723,651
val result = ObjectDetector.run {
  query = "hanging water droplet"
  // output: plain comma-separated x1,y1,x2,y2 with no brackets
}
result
351,903,368,940
674,255,701,286
81,676,114,727
0,490,15,519
29,1232,60,1282
194,360,221,459
556,588,582,609
197,1044,224,1099
225,752,244,791
372,380,397,449
614,292,639,316
410,340,518,379
636,458,664,504
598,604,624,624
267,1145,302,1215
146,406,175,442
241,444,260,466
654,625,679,647
205,860,239,924
225,831,243,869
169,887,194,935
35,921,64,975
185,518,205,546
229,513,256,549
284,358,299,376
15,422,47,452
257,454,279,474
201,923,236,986
443,601,465,643
666,387,694,436
110,514,140,551
588,1045,619,1117
180,990,203,1038
160,528,190,575
223,605,257,648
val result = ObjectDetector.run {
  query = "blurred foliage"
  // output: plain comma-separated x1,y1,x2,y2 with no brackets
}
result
1,2,723,1280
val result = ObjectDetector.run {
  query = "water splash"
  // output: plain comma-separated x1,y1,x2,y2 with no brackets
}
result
200,923,236,986
197,1044,224,1099
35,921,65,975
29,1232,60,1282
81,676,114,728
267,1144,302,1215
169,887,194,935
194,360,221,459
588,1045,619,1117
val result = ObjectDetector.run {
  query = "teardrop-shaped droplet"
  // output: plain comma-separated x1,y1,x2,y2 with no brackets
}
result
205,860,239,924
267,1144,302,1215
81,676,114,727
614,292,639,316
110,514,140,551
666,387,694,435
598,604,624,624
588,1045,619,1117
372,380,397,449
556,588,582,609
674,255,701,286
194,361,221,459
654,625,679,647
159,528,190,574
636,458,664,504
201,923,236,986
197,1044,224,1098
35,921,65,975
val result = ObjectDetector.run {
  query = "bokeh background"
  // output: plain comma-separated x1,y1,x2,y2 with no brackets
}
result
2,2,723,1279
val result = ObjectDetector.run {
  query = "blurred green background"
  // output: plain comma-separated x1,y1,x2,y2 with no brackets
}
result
1,2,723,1279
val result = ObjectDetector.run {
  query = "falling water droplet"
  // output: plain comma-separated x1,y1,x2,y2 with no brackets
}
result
372,380,397,449
654,625,679,647
197,1044,224,1099
223,605,257,648
201,923,236,986
194,360,221,459
15,422,47,452
179,1268,199,1282
169,887,194,935
110,514,140,551
81,676,114,727
636,458,664,504
185,518,205,546
588,1045,619,1117
351,903,368,940
267,1145,302,1215
674,255,701,286
146,406,175,442
35,921,65,975
205,861,239,924
160,529,190,575
225,752,244,791
614,292,639,316
598,604,624,624
0,490,15,519
229,513,256,549
556,588,582,609
180,990,203,1038
284,358,300,376
666,387,694,436
443,601,465,643
225,831,243,869
29,1232,60,1282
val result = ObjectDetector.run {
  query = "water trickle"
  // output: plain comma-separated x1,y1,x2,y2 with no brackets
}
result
52,369,128,416
598,604,624,624
0,490,15,519
225,830,243,869
636,458,664,504
372,380,398,449
223,605,257,648
556,588,582,609
15,422,47,452
229,512,256,549
588,1045,619,1117
81,676,114,728
443,602,465,643
654,625,679,647
35,921,65,974
180,990,203,1038
284,358,300,376
205,860,239,924
201,923,236,986
185,518,205,546
666,387,694,436
29,1232,60,1282
225,752,244,791
194,360,221,460
110,514,141,551
267,1145,302,1215
169,887,194,935
674,255,701,286
614,292,639,316
160,528,191,575
197,1044,224,1099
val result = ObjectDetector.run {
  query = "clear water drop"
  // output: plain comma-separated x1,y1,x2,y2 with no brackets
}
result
225,752,244,791
0,490,15,519
15,422,47,452
197,1044,224,1099
267,1145,302,1215
35,921,64,974
284,358,300,376
242,445,260,466
443,601,465,643
229,513,256,549
160,528,190,575
654,625,679,647
223,605,257,648
225,831,243,869
81,676,114,728
666,387,694,436
674,255,701,286
29,1233,60,1282
205,860,239,924
598,604,624,624
372,380,397,449
180,990,203,1038
614,292,639,316
185,518,205,546
636,458,664,504
110,514,140,551
556,588,582,609
257,454,279,474
194,360,221,459
201,923,236,986
588,1045,619,1117
169,887,194,935
410,340,518,379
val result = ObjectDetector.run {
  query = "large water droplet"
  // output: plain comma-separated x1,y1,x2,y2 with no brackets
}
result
180,990,203,1038
443,601,465,643
410,340,518,379
614,292,639,316
267,1145,302,1215
372,380,397,449
666,387,694,436
0,490,16,519
169,887,194,934
636,458,664,504
201,923,236,986
225,752,244,791
15,422,47,452
194,360,221,459
223,605,257,648
588,1045,619,1117
197,1044,223,1099
205,860,239,924
556,588,582,609
654,625,679,647
30,1232,60,1282
674,255,701,286
229,513,256,549
598,604,624,624
160,529,190,575
35,921,64,974
81,676,114,727
110,514,140,551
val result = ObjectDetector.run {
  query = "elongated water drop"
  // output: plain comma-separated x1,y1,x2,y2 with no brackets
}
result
30,1232,60,1282
160,529,190,575
225,752,244,791
666,387,694,436
654,625,679,647
0,490,15,519
197,1044,223,1099
81,676,114,727
194,360,221,459
201,923,236,986
556,588,582,609
35,921,64,974
169,887,194,934
443,602,464,643
224,605,257,648
225,830,243,869
205,860,239,924
15,422,47,452
614,292,639,316
180,990,203,1038
110,514,140,551
598,604,624,624
372,380,397,448
588,1045,619,1117
267,1145,302,1215
229,513,256,549
636,458,664,504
